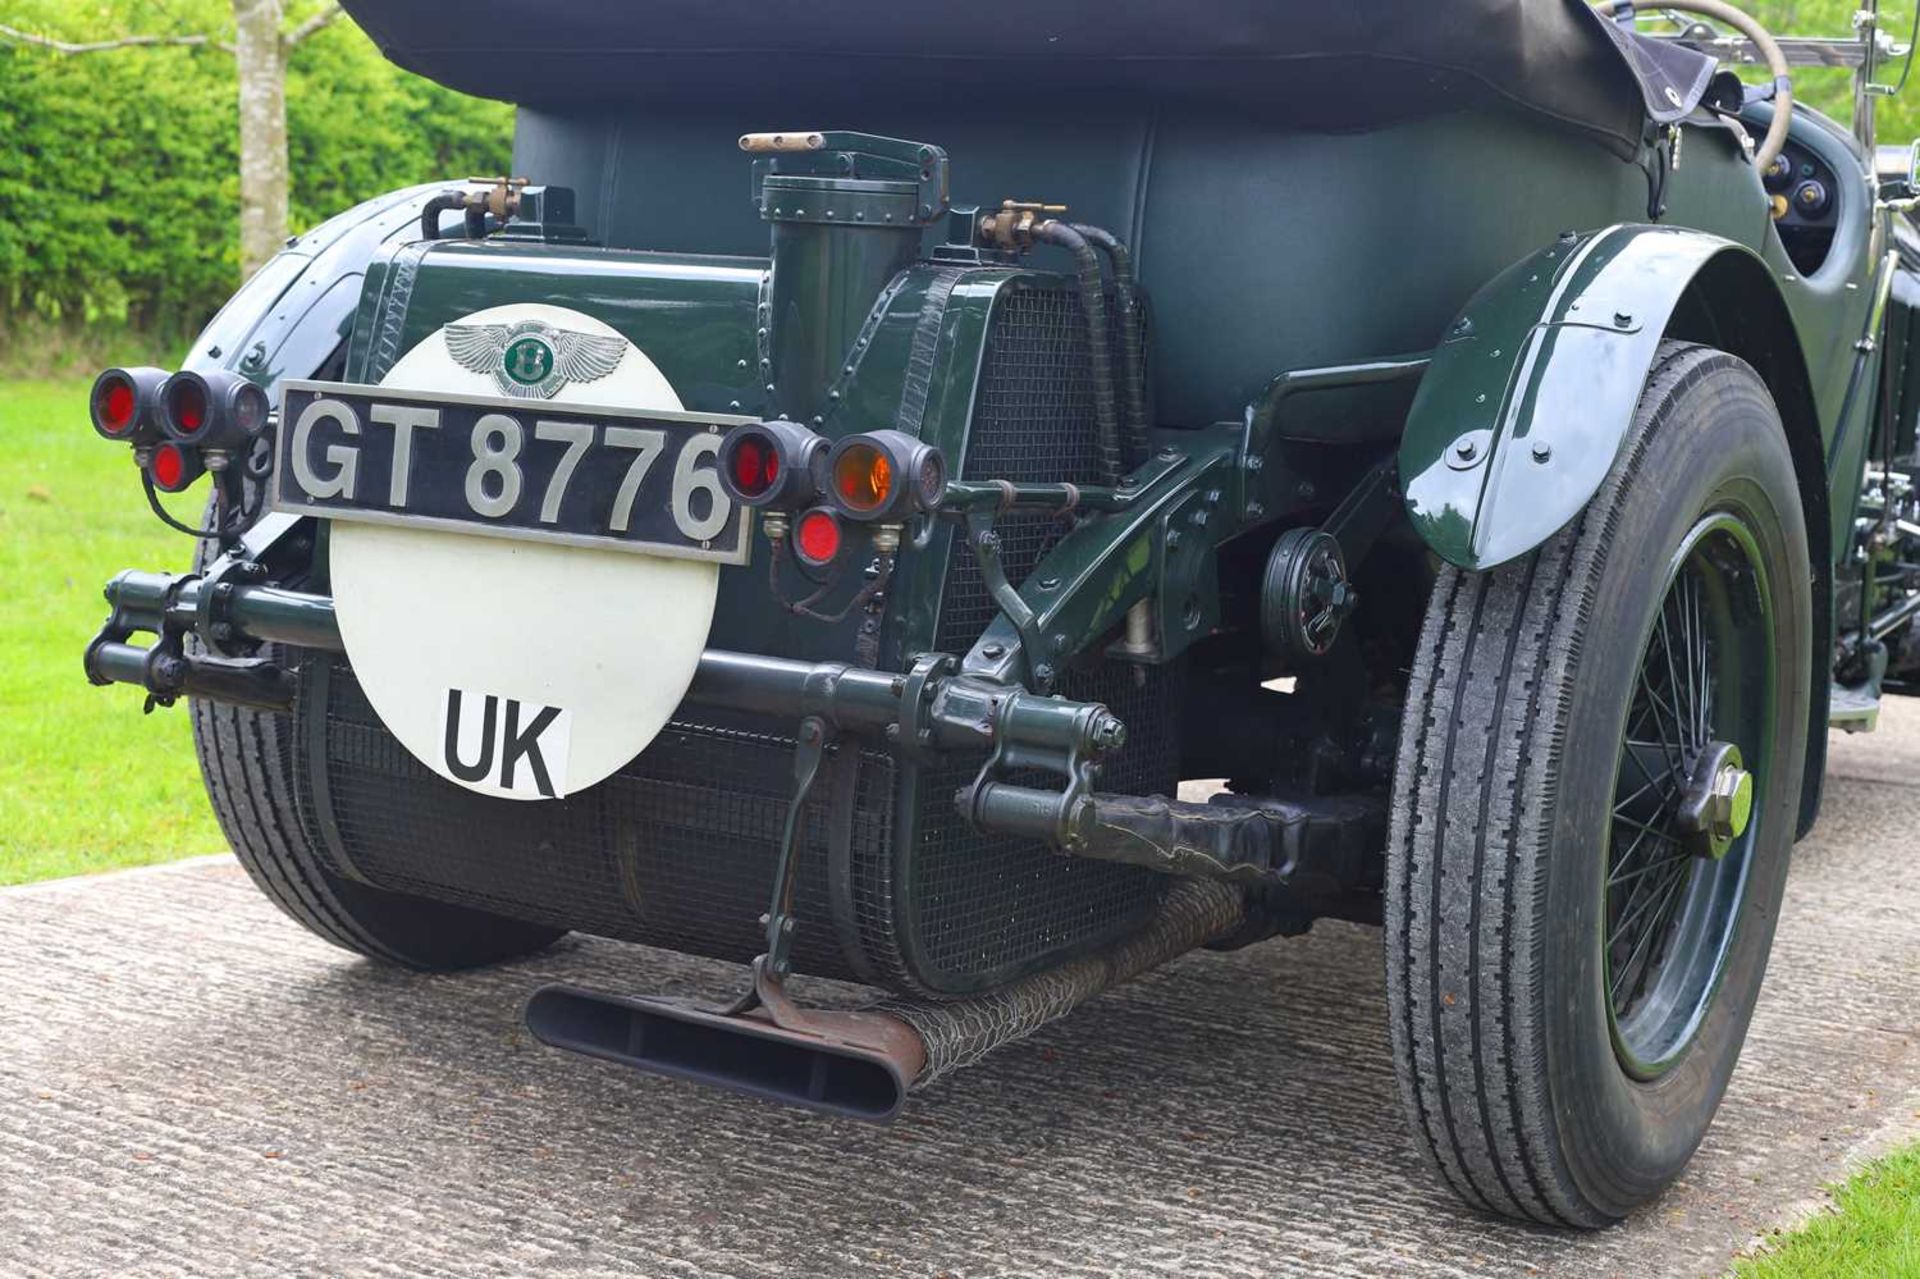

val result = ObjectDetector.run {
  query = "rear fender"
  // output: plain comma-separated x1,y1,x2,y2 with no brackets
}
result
1399,224,1811,570
183,181,478,388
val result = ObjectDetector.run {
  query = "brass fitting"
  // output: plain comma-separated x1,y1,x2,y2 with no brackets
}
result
978,199,1069,251
466,176,530,221
738,132,827,153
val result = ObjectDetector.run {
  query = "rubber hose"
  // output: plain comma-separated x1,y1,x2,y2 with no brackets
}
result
1070,223,1151,469
1034,221,1125,485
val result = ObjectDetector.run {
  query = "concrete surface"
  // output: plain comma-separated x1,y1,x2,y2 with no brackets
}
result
3,713,1918,1279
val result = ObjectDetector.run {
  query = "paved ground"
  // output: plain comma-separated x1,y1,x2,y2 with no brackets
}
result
3,715,1918,1279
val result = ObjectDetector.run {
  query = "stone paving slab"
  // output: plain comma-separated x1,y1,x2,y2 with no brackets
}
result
2,710,1917,1278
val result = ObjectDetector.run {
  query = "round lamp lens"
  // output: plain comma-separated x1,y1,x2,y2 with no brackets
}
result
99,381,136,434
834,444,892,512
732,437,770,495
796,509,842,564
172,381,207,434
152,444,187,490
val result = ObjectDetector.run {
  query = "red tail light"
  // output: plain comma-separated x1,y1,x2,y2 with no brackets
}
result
89,367,169,444
793,507,844,567
160,370,270,449
171,380,207,434
147,441,205,493
730,436,781,497
717,420,826,509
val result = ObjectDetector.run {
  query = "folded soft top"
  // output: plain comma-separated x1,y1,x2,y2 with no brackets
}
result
342,0,1713,160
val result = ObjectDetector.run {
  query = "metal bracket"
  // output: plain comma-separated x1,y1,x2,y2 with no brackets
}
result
961,507,1049,685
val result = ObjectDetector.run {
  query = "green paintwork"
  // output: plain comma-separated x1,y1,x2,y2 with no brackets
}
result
1402,226,1734,568
345,239,769,415
958,438,1239,690
1400,106,1881,571
758,134,951,425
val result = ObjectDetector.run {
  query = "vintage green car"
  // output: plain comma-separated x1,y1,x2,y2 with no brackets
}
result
80,0,1920,1226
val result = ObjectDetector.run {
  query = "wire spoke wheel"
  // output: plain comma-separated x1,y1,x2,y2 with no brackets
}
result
1605,512,1772,1077
1388,343,1809,1226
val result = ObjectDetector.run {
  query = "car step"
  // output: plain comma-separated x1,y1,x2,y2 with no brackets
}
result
1830,681,1880,733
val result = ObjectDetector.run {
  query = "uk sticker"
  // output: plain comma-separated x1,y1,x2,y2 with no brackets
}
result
441,688,574,799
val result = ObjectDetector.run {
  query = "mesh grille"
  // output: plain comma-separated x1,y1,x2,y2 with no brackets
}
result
892,283,1173,993
304,664,882,979
298,277,1172,995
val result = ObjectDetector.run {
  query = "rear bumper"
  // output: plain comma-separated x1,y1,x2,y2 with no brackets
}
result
86,568,1118,784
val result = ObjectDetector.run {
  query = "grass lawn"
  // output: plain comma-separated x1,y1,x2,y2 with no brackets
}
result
0,377,226,884
1734,1143,1920,1277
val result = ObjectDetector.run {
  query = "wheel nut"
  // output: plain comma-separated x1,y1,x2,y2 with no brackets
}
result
1707,764,1753,843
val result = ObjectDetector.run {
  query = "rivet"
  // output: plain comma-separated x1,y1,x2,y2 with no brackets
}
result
1531,441,1553,463
1614,311,1633,328
1454,438,1478,461
982,642,1006,659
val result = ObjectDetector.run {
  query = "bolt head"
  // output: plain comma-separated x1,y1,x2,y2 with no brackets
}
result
1708,764,1754,842
1454,438,1478,461
1530,441,1553,463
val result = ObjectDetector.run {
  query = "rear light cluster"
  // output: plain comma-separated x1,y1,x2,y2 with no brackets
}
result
89,366,272,493
718,421,945,567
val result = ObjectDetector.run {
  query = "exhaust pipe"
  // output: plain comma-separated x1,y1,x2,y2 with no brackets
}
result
524,880,1243,1120
523,986,926,1123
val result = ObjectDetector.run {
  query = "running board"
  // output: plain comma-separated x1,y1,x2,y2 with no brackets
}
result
523,984,918,1123
1830,681,1880,733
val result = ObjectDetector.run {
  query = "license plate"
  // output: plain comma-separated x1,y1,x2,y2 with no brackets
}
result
270,381,754,564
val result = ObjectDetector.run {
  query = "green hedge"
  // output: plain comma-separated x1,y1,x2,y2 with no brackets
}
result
0,1,511,346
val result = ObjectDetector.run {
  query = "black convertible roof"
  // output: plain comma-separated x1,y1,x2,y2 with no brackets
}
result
343,0,1713,159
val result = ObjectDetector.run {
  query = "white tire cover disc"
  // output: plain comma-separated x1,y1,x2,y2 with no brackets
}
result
329,303,717,801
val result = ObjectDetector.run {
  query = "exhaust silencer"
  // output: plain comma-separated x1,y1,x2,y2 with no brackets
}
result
524,882,1246,1122
523,984,924,1123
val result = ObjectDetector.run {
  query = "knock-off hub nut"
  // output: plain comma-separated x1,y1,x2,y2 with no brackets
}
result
1674,741,1752,860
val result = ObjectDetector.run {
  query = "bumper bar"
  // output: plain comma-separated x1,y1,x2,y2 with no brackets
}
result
88,568,1124,790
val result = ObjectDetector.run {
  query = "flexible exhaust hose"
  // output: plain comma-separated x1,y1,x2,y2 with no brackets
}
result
876,878,1245,1085
1034,220,1126,485
1593,0,1793,174
1070,223,1151,469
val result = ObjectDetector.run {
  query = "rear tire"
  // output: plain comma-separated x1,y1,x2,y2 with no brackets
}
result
1386,343,1811,1226
191,525,563,970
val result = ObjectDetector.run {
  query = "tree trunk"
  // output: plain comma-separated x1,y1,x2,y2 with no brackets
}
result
233,0,289,280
